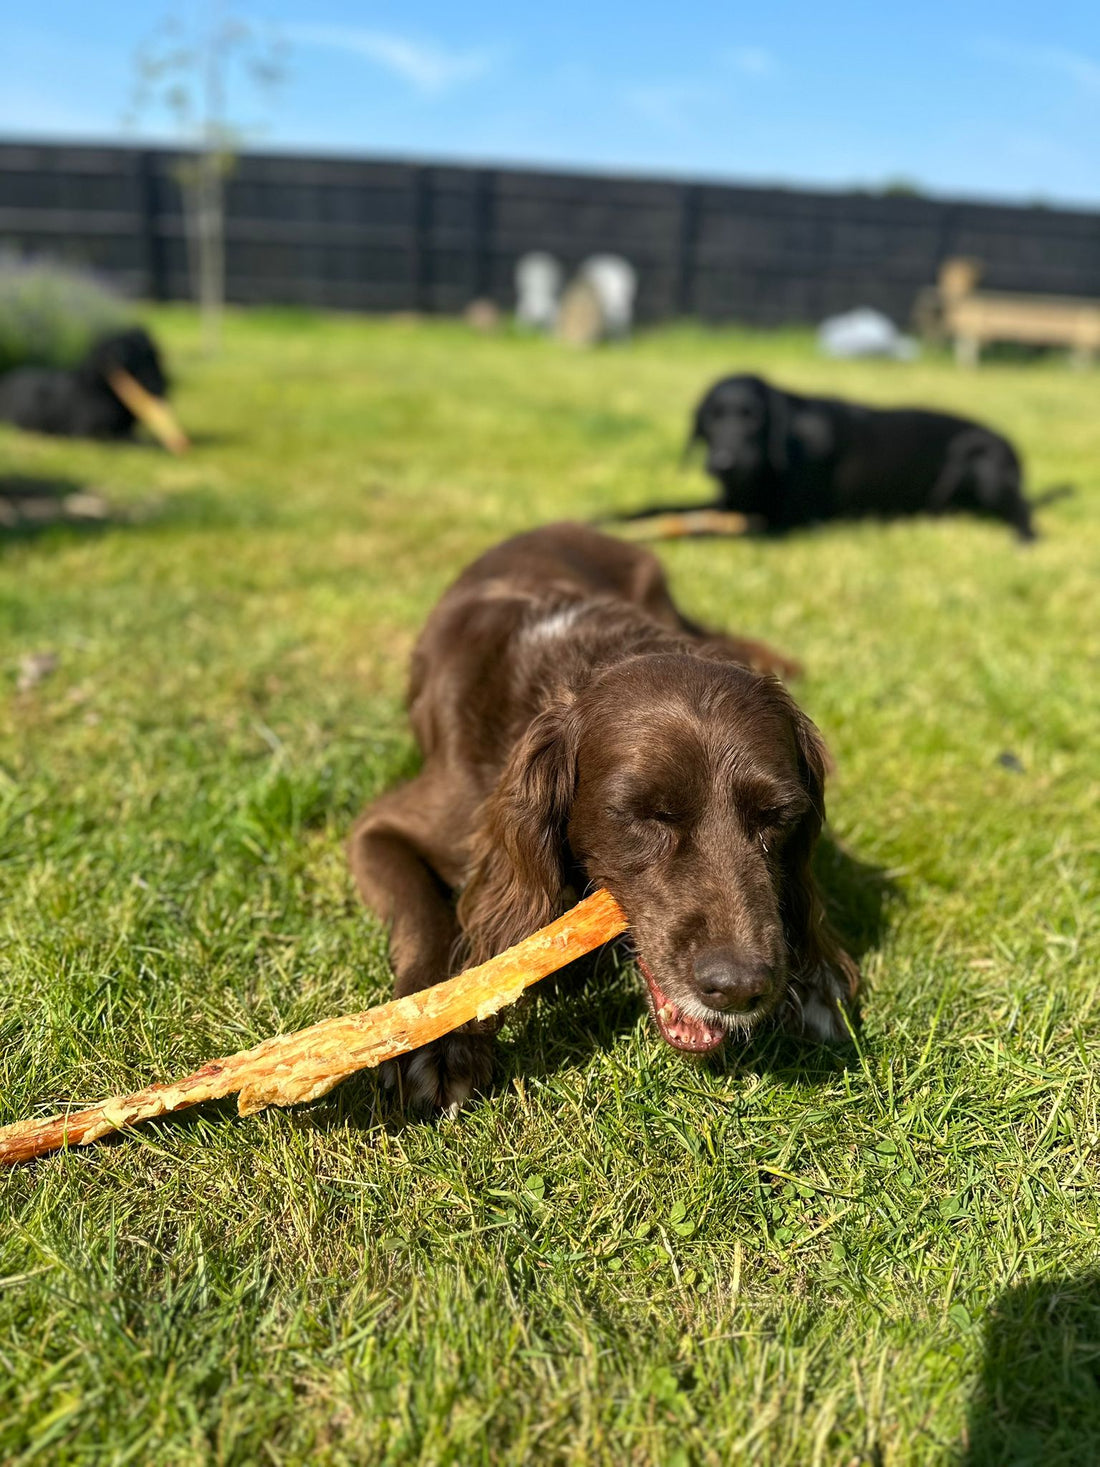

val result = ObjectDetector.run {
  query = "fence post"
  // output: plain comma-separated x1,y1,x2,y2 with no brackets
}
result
472,169,495,302
411,166,433,312
935,201,962,280
137,149,167,302
676,183,702,318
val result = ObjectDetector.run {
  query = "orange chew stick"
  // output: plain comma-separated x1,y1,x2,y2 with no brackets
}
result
106,367,190,455
0,888,627,1166
606,510,755,541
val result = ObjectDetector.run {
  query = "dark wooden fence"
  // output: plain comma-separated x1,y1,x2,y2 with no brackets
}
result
2,140,1099,327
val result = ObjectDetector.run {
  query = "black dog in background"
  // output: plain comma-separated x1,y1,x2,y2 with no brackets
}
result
628,373,1069,541
0,328,169,441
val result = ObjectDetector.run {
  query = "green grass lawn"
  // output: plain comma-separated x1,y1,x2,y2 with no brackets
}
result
2,309,1098,1465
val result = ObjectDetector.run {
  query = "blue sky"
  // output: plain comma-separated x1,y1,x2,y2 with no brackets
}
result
3,1,1099,205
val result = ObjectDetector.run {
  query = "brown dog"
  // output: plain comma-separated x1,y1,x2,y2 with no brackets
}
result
349,523,858,1111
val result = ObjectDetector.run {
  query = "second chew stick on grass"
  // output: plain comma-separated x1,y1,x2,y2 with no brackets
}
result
106,367,190,455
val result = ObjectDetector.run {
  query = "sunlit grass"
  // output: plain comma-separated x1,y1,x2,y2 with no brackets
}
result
1,309,1098,1464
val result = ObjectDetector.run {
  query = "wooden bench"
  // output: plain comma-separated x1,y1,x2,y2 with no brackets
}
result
938,258,1100,367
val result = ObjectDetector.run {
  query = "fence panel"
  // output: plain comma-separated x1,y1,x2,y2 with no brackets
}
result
1,141,1098,326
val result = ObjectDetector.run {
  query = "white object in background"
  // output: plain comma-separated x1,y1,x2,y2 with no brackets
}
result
818,307,919,360
515,252,564,330
580,254,638,337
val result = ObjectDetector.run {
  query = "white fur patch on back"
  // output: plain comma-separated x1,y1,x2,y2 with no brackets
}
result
523,605,583,644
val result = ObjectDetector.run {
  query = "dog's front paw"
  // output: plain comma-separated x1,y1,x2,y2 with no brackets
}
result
782,963,858,1043
386,1030,494,1116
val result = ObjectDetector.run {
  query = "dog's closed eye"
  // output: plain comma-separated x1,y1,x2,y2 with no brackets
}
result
607,803,685,827
643,806,684,825
743,798,808,835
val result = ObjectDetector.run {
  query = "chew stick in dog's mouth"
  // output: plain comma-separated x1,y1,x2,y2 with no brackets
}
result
0,889,627,1165
638,960,726,1053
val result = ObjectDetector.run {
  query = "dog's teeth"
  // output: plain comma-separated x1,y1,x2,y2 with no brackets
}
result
657,1004,674,1022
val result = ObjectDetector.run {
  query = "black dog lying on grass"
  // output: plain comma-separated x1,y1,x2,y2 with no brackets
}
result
621,373,1070,541
0,327,173,442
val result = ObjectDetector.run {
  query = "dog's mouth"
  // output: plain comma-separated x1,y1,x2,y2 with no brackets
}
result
638,961,726,1054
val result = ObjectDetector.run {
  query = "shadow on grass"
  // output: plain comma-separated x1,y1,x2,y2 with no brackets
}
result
60,1095,248,1158
0,474,279,549
813,830,900,964
965,1272,1100,1466
181,431,247,449
0,474,116,539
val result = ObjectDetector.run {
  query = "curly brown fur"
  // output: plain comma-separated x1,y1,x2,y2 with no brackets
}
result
349,522,858,1110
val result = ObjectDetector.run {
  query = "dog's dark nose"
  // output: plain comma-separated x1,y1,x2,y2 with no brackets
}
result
693,948,774,1013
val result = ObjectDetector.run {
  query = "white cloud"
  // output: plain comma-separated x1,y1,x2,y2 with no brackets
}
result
625,50,775,135
286,23,496,96
623,84,702,135
727,46,777,78
977,38,1100,94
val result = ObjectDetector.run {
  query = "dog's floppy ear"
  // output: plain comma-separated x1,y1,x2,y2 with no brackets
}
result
84,328,168,393
457,701,580,965
781,710,859,1007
